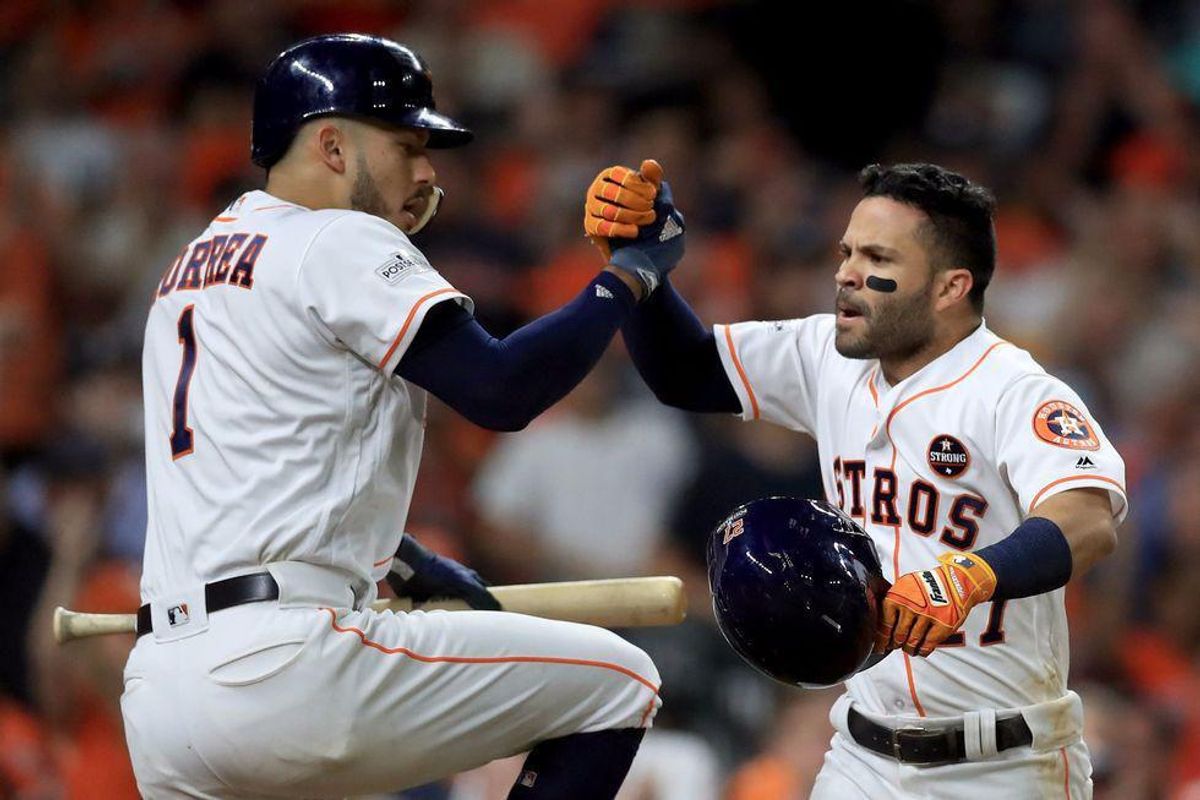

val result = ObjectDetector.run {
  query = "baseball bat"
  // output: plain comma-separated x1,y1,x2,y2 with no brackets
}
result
53,575,686,644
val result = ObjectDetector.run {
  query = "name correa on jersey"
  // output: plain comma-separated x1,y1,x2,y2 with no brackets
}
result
157,233,268,297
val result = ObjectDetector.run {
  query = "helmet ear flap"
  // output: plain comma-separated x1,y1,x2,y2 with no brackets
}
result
707,497,885,688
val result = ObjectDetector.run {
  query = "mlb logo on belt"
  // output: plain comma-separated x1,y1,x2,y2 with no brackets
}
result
167,603,190,627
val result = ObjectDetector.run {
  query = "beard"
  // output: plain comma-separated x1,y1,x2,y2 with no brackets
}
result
834,281,936,361
349,152,391,220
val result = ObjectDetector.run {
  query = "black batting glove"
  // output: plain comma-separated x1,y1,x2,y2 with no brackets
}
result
386,533,501,611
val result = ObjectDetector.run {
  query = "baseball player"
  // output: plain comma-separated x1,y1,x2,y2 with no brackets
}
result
122,34,688,799
585,161,1126,798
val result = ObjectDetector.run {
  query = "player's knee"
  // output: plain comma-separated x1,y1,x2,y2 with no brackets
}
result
604,630,660,688
607,634,662,727
631,642,661,690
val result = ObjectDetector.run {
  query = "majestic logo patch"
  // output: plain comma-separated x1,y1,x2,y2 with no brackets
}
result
927,435,970,478
1033,401,1100,451
920,571,949,606
375,252,426,285
1075,456,1097,470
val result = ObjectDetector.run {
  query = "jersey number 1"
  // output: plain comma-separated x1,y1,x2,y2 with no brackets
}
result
170,305,198,459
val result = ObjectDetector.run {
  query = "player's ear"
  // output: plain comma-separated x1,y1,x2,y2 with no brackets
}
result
934,267,974,312
315,122,349,175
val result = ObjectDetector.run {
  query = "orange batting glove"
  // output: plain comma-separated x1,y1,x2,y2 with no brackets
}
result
583,159,663,261
876,552,997,658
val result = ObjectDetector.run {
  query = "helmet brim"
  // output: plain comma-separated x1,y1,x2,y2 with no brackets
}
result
395,107,474,149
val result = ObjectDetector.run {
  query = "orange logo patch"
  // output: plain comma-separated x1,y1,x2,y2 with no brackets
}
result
1033,401,1100,450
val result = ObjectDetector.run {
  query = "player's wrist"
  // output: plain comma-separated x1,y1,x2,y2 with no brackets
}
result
935,551,998,604
393,532,433,572
603,266,646,302
969,517,1072,601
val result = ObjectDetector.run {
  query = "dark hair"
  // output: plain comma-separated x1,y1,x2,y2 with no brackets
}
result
858,163,996,313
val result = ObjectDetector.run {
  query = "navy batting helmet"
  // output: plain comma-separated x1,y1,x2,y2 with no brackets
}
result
707,497,888,688
251,34,473,168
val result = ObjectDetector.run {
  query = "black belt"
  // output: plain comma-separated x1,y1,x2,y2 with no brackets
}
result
136,573,280,638
847,706,1032,765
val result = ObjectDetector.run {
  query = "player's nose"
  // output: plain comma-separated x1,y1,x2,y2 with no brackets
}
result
413,154,436,187
835,257,864,289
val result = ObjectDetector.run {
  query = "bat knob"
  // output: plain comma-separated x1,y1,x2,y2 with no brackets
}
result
53,606,67,644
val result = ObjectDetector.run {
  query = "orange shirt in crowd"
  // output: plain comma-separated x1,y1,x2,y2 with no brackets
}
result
59,693,140,800
0,696,61,797
0,228,61,451
725,755,800,800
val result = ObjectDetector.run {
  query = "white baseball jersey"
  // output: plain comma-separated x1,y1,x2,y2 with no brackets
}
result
140,189,471,606
126,191,662,797
714,315,1127,719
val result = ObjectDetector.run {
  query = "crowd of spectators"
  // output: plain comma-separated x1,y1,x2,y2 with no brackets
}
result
2,1,1199,798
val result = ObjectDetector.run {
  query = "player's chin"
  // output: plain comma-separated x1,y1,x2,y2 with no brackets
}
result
392,208,419,233
834,325,876,359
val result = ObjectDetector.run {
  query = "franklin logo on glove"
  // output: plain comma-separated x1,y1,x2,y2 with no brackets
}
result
920,572,949,606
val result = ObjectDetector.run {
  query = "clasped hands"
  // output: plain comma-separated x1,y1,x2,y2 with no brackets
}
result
583,159,686,297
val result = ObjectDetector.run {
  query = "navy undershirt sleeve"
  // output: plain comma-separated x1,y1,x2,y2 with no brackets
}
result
620,279,740,413
396,271,635,431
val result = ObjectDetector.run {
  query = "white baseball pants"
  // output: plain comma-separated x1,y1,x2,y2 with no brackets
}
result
122,602,660,799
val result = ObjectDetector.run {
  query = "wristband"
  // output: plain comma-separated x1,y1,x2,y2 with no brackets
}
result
974,517,1072,600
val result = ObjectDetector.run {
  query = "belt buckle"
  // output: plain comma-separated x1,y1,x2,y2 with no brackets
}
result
893,724,959,766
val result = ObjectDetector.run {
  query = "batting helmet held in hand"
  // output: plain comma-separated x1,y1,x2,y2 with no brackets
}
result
251,34,473,168
707,497,888,688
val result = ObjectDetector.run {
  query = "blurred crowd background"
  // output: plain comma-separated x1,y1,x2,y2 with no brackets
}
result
1,0,1199,798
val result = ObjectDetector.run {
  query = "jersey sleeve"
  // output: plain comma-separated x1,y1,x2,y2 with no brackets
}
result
296,213,473,374
995,373,1128,523
712,315,833,434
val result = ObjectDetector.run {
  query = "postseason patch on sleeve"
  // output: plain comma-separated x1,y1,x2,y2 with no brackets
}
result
375,251,430,285
1032,400,1100,450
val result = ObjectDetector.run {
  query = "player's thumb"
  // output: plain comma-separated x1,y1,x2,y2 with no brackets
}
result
638,159,663,189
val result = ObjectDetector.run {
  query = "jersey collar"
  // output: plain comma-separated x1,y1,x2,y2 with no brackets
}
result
867,319,1008,430
873,320,997,393
223,190,310,216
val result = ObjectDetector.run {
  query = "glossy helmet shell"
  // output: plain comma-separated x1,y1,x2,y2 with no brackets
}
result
707,497,888,688
251,33,473,168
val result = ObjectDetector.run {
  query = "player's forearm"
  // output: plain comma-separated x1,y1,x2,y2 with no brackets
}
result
1027,487,1118,576
621,279,740,413
397,271,635,431
971,487,1116,601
